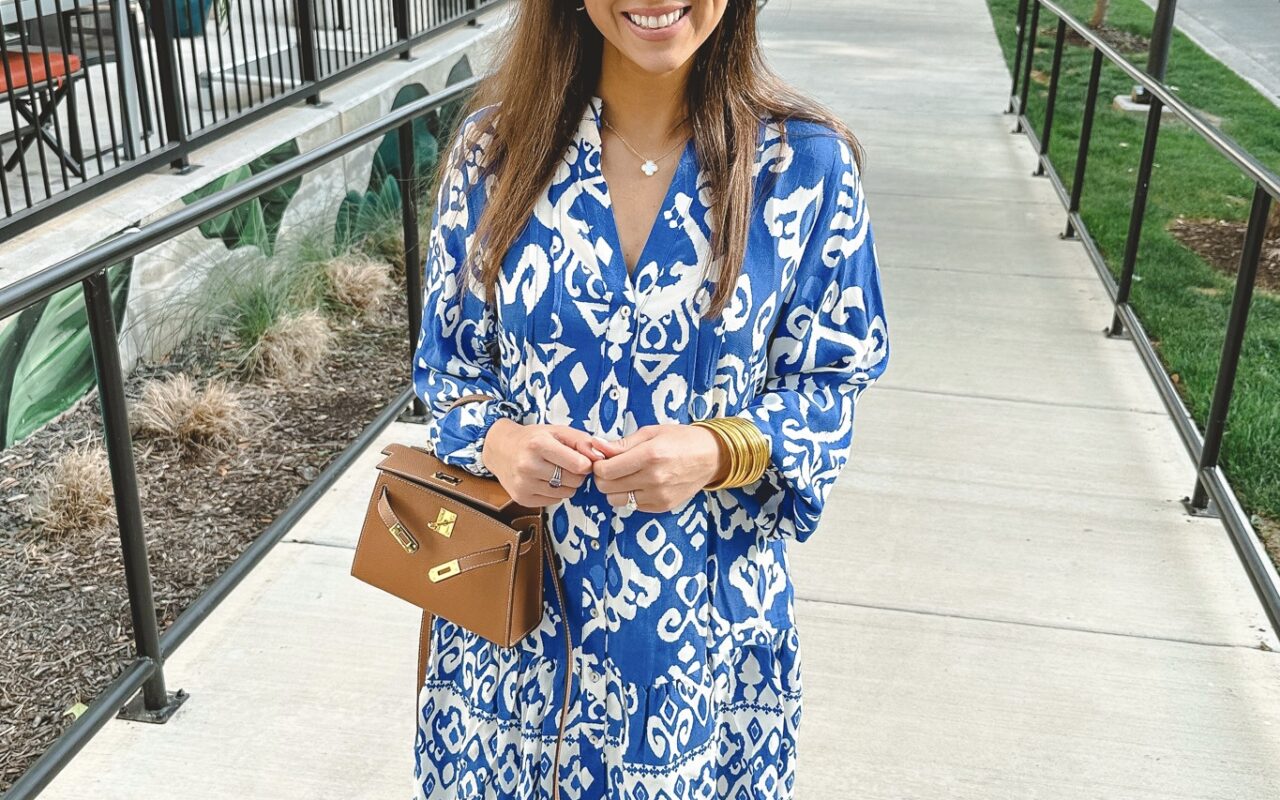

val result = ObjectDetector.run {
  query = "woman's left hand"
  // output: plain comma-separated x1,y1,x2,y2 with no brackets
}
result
582,424,727,512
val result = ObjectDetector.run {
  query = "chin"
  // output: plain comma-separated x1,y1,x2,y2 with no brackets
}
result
623,50,691,76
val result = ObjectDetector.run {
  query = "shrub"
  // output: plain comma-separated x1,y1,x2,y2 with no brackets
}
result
27,442,115,539
130,372,257,456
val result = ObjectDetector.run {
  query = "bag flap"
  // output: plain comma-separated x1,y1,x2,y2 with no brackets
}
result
377,443,522,515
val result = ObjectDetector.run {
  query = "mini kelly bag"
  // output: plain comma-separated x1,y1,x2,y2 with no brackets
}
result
350,441,549,646
348,396,575,798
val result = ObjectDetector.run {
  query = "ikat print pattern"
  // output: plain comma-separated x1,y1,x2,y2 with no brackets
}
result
411,95,889,799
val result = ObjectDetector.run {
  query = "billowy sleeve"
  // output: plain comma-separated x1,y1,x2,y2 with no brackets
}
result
732,135,890,541
412,114,521,477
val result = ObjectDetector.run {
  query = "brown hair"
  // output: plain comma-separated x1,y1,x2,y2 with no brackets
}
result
429,0,865,319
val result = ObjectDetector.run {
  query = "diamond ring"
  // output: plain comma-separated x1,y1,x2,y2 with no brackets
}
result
549,465,563,489
625,491,637,511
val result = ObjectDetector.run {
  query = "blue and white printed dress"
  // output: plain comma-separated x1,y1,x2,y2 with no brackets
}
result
411,94,889,800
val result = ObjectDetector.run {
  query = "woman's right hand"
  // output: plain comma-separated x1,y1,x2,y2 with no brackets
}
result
481,418,603,507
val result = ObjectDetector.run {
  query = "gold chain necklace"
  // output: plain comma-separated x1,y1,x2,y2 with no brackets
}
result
601,116,690,177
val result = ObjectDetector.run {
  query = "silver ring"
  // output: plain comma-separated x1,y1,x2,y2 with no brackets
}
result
548,464,563,489
625,491,637,511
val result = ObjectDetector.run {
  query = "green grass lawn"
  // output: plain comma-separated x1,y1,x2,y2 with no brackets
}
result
984,0,1280,534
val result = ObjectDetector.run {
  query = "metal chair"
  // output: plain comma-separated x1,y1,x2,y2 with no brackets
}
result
0,44,85,177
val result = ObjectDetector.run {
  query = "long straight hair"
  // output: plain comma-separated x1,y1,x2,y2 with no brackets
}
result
429,0,865,319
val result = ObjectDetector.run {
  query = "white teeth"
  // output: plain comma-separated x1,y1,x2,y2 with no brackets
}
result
626,8,685,30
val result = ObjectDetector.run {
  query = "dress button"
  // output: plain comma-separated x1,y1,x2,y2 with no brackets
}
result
620,306,631,318
608,386,620,400
590,606,600,619
590,539,600,551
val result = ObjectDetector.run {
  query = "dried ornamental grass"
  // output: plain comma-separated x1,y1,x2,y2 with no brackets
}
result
325,254,394,319
131,373,258,456
243,308,335,382
27,443,115,539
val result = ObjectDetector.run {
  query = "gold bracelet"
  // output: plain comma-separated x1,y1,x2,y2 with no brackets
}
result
692,416,770,490
691,419,735,491
717,418,753,487
716,417,747,486
720,416,769,486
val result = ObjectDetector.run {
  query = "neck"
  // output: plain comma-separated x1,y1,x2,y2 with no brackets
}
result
596,45,692,146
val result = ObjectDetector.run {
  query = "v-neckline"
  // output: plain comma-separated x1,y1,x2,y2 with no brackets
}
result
585,94,694,299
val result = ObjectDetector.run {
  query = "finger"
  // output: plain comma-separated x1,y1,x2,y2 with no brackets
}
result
523,482,577,501
526,492,571,507
592,439,655,481
538,458,587,489
590,427,658,458
573,439,607,461
604,491,640,509
590,437,627,458
594,472,657,495
551,426,603,457
535,434,594,474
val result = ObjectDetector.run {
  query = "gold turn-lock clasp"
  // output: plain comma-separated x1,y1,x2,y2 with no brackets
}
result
387,522,418,553
427,507,457,538
428,559,461,583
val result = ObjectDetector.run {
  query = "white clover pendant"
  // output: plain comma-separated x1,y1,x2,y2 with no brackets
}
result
641,159,658,176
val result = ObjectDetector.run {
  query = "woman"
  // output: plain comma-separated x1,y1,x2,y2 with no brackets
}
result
410,1,889,797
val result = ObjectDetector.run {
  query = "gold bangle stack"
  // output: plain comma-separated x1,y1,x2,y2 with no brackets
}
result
691,416,771,490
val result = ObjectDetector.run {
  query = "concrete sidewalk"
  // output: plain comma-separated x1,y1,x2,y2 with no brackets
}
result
38,1,1280,798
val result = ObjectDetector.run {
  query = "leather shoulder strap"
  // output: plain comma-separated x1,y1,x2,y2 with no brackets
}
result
418,610,433,693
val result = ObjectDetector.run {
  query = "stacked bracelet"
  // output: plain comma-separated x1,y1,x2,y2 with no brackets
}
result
691,416,771,490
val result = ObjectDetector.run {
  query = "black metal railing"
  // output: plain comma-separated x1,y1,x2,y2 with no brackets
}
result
1006,0,1280,633
0,73,474,800
0,0,500,238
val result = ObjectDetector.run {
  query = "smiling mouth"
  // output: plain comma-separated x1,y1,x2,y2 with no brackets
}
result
622,5,691,30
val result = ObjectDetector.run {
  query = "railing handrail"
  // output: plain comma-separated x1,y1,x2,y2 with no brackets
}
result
0,0,506,240
0,75,478,318
1035,0,1280,201
1007,0,1280,636
1,72,479,799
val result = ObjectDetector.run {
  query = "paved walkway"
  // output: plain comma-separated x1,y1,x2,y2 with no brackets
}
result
1138,0,1280,108
37,1,1280,797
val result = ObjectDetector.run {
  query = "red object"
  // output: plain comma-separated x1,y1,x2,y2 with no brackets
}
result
0,51,83,93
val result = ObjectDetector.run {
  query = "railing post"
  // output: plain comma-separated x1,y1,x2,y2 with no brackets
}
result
1106,95,1163,338
395,0,412,59
399,121,427,418
1064,47,1104,239
1035,17,1067,177
1135,0,1178,104
82,270,187,722
1186,184,1273,514
293,0,322,104
1014,0,1040,133
142,0,190,169
1008,0,1030,113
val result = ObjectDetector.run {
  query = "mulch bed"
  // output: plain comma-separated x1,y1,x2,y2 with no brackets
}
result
1058,23,1149,55
1167,215,1280,295
0,287,411,792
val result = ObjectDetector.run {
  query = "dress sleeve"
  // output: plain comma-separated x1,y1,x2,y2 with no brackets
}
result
732,135,890,542
412,114,521,477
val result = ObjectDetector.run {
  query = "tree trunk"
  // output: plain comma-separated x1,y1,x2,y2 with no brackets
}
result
1090,0,1110,28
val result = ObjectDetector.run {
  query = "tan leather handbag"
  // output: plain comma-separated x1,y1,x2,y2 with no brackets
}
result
349,420,574,797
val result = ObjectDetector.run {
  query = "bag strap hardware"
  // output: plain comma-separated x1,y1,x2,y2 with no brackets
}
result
387,521,418,554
